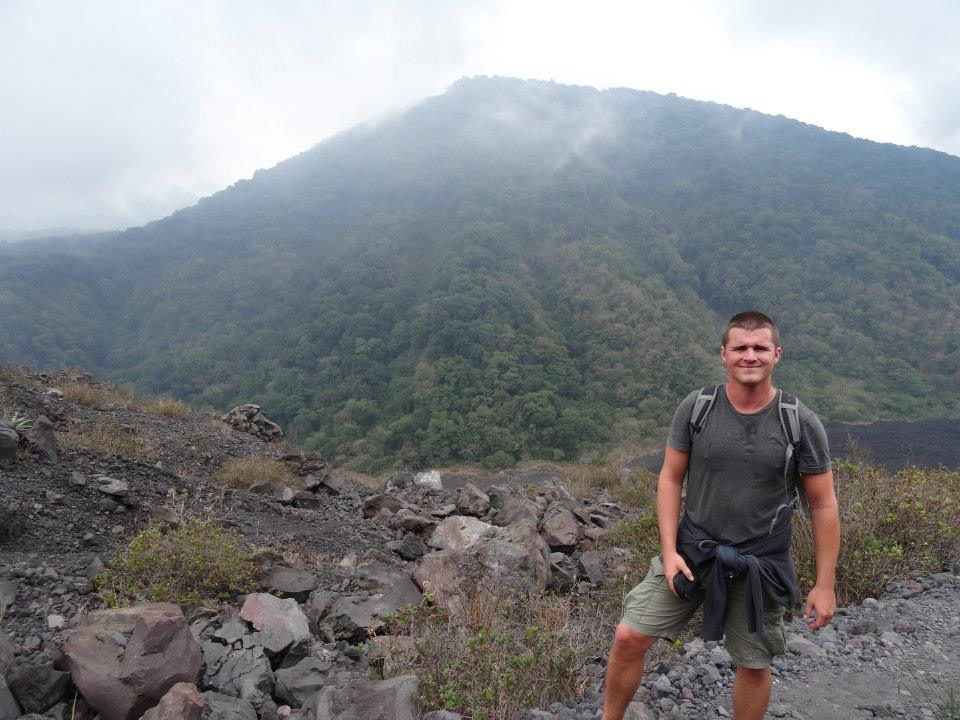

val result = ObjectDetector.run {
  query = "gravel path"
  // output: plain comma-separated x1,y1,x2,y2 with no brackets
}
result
520,573,960,720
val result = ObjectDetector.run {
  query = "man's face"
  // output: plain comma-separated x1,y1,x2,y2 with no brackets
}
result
721,327,781,387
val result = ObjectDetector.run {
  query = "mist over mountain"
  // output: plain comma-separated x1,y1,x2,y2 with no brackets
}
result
2,77,959,470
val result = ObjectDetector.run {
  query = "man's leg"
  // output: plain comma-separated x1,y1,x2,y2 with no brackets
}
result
601,624,658,720
732,665,772,720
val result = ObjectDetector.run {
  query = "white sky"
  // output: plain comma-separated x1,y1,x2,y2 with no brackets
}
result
1,0,958,234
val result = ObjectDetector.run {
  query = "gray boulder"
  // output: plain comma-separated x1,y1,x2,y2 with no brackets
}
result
492,498,540,527
475,519,551,590
97,476,130,497
302,590,338,636
578,551,606,586
201,692,258,720
261,568,317,603
7,662,70,714
0,676,21,720
200,637,273,704
391,508,437,534
414,519,551,614
273,658,334,708
25,415,57,462
311,675,418,720
220,405,283,442
548,553,576,593
428,516,491,551
388,532,427,561
0,421,17,464
137,683,204,720
325,570,421,642
239,594,310,658
64,603,202,720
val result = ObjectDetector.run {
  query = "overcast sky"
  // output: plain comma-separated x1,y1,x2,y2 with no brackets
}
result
2,0,958,235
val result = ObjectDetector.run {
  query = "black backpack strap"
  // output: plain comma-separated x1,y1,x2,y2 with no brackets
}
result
775,390,810,521
778,391,801,446
689,385,720,437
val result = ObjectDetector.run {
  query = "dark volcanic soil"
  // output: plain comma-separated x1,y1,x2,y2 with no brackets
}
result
825,418,960,471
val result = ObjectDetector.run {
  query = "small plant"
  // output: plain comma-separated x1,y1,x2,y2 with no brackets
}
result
214,456,297,489
792,462,960,605
385,581,600,720
5,410,30,433
97,517,256,606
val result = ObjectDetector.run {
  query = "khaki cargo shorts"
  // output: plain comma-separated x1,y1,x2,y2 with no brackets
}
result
620,555,787,669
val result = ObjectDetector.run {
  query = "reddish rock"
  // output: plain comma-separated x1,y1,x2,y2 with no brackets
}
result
456,483,490,517
539,508,582,551
411,552,464,615
492,498,540,527
137,683,203,720
65,604,201,720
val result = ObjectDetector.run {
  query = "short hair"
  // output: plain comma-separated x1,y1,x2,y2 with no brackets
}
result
722,310,780,347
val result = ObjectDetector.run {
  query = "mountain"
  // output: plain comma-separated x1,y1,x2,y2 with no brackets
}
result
2,76,959,470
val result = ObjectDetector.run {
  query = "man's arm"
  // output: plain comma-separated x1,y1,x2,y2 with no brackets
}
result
801,469,840,629
658,445,693,596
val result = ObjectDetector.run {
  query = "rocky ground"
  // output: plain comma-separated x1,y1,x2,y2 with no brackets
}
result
0,365,958,720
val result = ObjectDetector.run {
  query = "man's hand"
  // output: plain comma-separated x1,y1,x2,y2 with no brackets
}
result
662,551,693,597
803,585,836,630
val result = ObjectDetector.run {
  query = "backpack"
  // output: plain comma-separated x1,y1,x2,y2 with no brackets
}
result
688,384,811,532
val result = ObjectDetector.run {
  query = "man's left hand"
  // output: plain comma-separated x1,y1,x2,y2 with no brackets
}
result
803,586,836,630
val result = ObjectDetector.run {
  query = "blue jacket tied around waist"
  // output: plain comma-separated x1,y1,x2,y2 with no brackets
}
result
671,514,798,641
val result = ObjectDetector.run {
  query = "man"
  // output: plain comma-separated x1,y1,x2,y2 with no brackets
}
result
602,311,840,720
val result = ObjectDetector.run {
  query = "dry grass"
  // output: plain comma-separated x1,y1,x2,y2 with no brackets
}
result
793,461,960,606
138,397,192,420
386,580,603,719
61,422,161,461
213,456,297,489
333,468,383,490
61,382,135,409
62,381,194,421
563,462,658,510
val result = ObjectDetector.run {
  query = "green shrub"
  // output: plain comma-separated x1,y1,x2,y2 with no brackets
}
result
214,456,297,488
386,583,599,720
98,518,256,606
792,463,960,606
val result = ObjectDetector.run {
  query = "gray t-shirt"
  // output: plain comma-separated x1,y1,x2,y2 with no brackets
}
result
667,385,831,545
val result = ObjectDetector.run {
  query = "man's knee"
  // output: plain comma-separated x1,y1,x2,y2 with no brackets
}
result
611,624,658,658
735,664,771,680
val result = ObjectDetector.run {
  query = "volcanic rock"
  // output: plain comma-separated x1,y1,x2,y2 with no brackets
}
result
137,683,204,720
64,603,201,720
310,675,418,720
239,594,310,657
25,416,57,463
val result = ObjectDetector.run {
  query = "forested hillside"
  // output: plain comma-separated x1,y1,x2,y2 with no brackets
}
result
2,77,959,470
